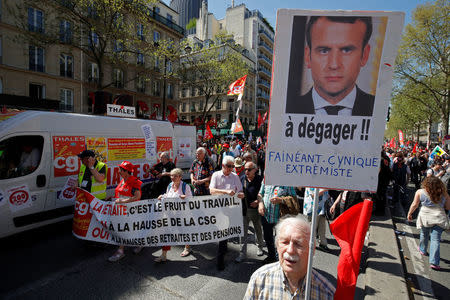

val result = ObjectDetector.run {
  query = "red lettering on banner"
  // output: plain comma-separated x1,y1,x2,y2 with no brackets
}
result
112,167,121,185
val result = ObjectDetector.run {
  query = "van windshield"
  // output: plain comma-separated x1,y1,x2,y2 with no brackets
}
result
0,135,44,179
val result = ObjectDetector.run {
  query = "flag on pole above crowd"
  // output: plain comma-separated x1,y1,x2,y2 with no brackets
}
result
232,118,244,134
412,142,418,154
257,112,263,128
389,137,396,148
227,75,247,101
430,145,447,158
398,130,404,147
205,124,213,140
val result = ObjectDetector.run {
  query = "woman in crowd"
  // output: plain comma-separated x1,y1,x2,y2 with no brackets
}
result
156,168,193,262
407,176,450,270
108,161,143,262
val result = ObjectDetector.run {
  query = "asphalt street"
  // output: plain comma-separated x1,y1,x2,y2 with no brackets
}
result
389,184,450,300
0,215,366,300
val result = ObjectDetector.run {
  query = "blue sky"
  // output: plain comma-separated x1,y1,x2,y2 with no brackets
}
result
165,0,432,29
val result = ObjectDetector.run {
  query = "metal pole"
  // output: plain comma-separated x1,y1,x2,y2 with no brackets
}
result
162,56,167,120
304,188,320,299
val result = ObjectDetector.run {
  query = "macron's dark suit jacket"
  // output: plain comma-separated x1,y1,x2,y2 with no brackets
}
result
286,86,375,116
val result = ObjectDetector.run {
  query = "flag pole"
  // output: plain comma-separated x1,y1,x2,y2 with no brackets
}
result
305,189,320,300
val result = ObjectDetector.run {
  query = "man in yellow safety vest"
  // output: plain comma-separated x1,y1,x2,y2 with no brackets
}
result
77,150,107,200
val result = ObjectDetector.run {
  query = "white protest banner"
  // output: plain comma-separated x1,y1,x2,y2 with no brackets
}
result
141,124,157,161
73,188,243,246
7,185,32,212
59,176,78,201
266,10,404,192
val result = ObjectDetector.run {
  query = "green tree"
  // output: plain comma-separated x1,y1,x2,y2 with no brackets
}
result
180,36,251,132
395,0,450,135
7,0,158,89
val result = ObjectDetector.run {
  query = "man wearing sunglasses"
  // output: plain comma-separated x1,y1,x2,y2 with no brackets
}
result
236,162,264,263
210,155,245,271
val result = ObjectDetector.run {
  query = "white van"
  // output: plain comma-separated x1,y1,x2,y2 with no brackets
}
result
0,111,196,238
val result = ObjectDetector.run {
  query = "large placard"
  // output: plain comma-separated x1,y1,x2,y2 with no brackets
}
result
266,10,404,191
73,188,243,246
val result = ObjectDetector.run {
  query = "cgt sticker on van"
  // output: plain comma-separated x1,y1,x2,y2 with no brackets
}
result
7,185,32,212
53,136,86,177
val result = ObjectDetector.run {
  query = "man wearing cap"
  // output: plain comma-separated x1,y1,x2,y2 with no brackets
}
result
78,150,107,200
234,157,245,180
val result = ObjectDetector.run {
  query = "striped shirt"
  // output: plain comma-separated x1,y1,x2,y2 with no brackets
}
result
244,262,335,300
259,184,297,224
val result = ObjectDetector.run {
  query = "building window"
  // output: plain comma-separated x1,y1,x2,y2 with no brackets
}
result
59,88,73,111
166,14,173,23
137,52,145,65
136,76,145,93
29,83,45,99
137,23,145,41
190,102,196,112
216,99,222,109
153,30,160,42
154,6,160,14
113,40,123,54
166,60,172,73
216,114,221,122
182,102,186,112
191,116,195,123
88,62,99,83
89,31,99,47
167,83,173,99
29,46,45,72
199,100,204,110
28,7,43,33
113,69,124,88
59,54,73,78
154,55,160,71
153,80,160,96
59,20,72,43
190,86,195,97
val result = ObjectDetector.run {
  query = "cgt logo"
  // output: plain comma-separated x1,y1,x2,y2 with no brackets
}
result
9,190,29,206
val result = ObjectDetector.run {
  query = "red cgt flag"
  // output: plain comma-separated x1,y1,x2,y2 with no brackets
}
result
205,124,213,140
330,199,373,300
263,111,268,123
227,75,247,96
257,112,263,128
412,142,418,154
389,137,395,148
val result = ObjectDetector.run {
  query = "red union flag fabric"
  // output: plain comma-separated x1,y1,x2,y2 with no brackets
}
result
398,130,404,146
232,118,244,134
257,112,263,128
330,199,373,300
389,137,395,148
227,75,247,96
263,111,268,123
205,124,213,140
412,142,418,154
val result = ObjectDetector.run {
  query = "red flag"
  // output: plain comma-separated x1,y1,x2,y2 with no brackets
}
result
398,130,404,146
167,105,177,123
232,118,244,134
257,112,263,128
227,75,247,96
330,199,373,300
205,124,213,140
389,137,395,148
263,111,268,123
412,142,418,154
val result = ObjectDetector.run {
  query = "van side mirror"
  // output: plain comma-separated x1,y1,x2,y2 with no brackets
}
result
36,175,46,187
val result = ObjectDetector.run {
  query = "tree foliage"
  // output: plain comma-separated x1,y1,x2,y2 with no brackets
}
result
8,0,159,89
394,0,450,135
179,36,251,128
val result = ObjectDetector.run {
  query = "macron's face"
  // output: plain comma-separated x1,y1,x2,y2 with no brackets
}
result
305,17,370,103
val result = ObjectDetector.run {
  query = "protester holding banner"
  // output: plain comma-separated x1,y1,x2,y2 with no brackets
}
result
210,155,244,270
108,161,143,262
190,147,214,197
258,182,297,264
145,151,175,198
244,215,335,299
155,168,193,262
77,150,107,200
407,176,450,270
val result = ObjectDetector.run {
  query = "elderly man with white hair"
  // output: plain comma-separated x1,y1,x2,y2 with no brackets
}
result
244,215,335,300
210,155,245,270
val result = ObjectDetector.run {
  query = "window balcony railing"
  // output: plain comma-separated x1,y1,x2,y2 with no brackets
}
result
258,41,273,54
258,67,271,77
258,28,274,43
258,54,272,66
147,9,184,36
257,80,270,89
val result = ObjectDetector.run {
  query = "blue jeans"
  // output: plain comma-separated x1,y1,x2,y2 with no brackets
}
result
419,225,444,265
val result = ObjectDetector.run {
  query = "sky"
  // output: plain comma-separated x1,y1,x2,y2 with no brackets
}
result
165,0,432,30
